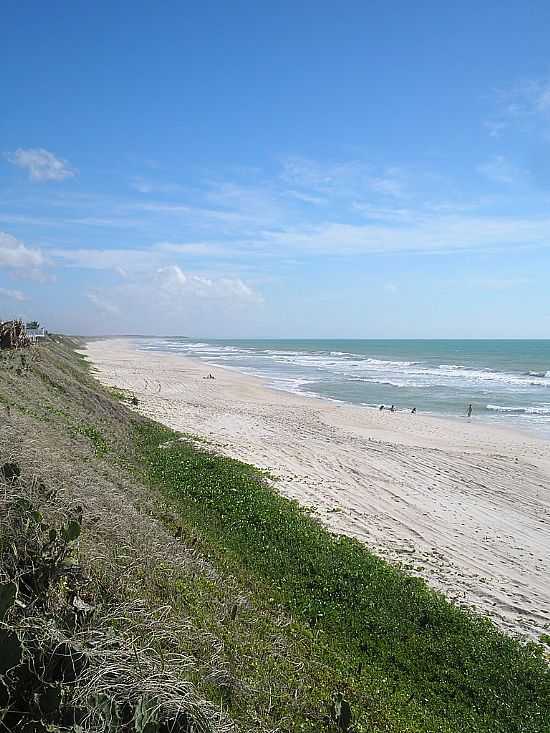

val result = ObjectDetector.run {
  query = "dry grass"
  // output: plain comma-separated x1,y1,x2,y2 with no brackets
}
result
0,467,235,733
0,339,317,732
0,341,240,731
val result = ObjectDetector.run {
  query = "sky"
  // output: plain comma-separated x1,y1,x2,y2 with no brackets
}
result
1,1,550,338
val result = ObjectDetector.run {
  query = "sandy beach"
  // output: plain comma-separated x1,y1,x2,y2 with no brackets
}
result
84,338,550,640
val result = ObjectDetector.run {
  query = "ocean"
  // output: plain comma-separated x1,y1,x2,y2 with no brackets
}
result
137,338,550,439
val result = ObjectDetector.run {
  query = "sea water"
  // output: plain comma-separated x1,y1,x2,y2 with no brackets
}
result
137,338,550,439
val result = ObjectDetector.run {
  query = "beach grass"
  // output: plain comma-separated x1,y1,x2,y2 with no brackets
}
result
0,337,548,732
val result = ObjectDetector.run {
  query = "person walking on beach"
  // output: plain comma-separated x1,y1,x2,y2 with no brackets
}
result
390,405,395,412
467,403,473,418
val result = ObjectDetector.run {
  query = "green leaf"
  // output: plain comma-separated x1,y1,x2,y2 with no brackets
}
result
38,684,62,714
0,629,22,673
60,558,78,569
91,693,120,728
134,696,159,733
331,693,353,732
14,497,33,512
0,582,16,620
61,519,81,543
1,462,20,481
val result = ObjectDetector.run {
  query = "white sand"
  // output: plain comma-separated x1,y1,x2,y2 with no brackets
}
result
84,338,550,640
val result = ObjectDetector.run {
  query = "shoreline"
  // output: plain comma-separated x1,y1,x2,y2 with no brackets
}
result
136,336,550,442
84,337,550,641
135,336,549,448
211,360,538,440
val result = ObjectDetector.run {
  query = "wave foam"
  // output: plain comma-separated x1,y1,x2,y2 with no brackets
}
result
486,404,550,415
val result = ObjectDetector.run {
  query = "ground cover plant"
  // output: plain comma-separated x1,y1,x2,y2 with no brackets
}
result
1,337,549,732
134,425,550,733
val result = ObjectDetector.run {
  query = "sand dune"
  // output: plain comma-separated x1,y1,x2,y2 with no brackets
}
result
85,338,550,640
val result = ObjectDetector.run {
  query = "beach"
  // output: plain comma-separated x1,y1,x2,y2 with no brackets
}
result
85,337,550,640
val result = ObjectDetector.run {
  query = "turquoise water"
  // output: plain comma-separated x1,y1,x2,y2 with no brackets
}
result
137,338,550,439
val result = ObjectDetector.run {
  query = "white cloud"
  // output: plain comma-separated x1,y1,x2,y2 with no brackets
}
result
205,182,283,222
263,214,550,256
51,244,249,278
86,291,120,315
483,120,507,138
72,264,260,335
538,85,550,112
368,176,404,197
131,201,254,225
68,217,135,228
52,247,155,271
280,157,406,200
130,179,154,194
284,190,327,206
476,277,530,290
50,204,550,274
157,265,260,302
217,277,259,300
73,266,263,334
154,241,231,256
526,79,550,114
0,287,27,301
353,203,414,222
485,77,550,138
125,181,284,231
280,156,358,190
6,148,77,182
0,231,45,269
129,178,186,194
477,156,518,184
366,167,406,197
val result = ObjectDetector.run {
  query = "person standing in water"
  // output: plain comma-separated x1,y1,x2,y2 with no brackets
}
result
467,403,473,418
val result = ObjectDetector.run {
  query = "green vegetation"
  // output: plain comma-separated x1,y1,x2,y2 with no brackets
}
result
75,423,109,455
134,424,550,733
107,385,129,401
0,337,548,732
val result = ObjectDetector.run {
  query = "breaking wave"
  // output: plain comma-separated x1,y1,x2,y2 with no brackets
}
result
137,337,550,436
486,404,550,415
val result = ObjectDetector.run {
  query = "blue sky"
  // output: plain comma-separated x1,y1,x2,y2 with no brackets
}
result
1,1,550,337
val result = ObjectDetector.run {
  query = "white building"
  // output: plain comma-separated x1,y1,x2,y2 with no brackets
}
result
26,324,46,343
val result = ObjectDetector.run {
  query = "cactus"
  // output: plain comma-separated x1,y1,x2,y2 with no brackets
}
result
330,692,353,732
61,518,81,543
1,461,20,481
